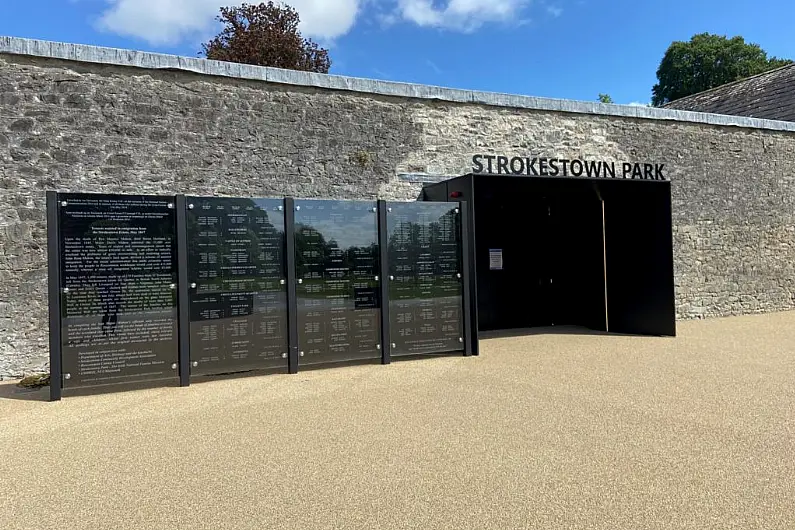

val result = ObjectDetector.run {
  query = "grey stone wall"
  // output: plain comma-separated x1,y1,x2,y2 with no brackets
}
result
2,47,795,378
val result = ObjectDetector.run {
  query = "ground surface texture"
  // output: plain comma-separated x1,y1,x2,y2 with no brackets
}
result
2,311,794,530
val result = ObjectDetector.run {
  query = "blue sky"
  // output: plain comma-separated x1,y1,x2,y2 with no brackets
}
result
2,0,793,105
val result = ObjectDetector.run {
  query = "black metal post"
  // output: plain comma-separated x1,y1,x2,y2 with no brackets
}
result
377,200,391,364
46,191,63,401
175,195,191,387
459,201,475,357
284,197,300,374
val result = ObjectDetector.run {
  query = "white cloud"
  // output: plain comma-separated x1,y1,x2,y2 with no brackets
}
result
627,101,650,107
546,5,562,17
395,0,530,31
97,0,362,46
96,0,539,47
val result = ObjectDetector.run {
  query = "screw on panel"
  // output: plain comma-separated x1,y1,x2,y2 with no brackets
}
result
281,353,288,359
391,343,396,348
387,207,392,213
171,363,178,369
455,208,460,214
389,275,394,280
298,279,303,284
456,273,462,279
372,207,376,213
60,201,67,207
170,283,177,290
295,206,301,211
167,203,175,209
64,373,71,380
188,203,194,210
376,344,381,350
277,205,283,211
299,351,305,357
190,283,197,288
62,287,70,294
192,361,198,367
280,279,286,285
459,337,464,343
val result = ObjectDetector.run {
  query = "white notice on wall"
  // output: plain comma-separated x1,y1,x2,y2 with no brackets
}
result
489,249,503,270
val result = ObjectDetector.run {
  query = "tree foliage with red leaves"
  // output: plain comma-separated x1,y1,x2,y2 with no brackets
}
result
201,2,331,73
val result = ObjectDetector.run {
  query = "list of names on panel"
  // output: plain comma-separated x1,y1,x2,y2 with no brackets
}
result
295,200,381,364
388,203,463,355
187,197,288,374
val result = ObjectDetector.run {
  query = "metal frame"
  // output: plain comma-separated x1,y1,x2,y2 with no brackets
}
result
284,197,300,374
459,201,475,356
46,191,63,401
377,200,391,364
175,195,191,387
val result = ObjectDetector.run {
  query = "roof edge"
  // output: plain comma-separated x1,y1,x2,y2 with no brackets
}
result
663,62,795,108
2,35,795,133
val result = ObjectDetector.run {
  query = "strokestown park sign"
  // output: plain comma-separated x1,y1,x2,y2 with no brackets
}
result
472,154,668,181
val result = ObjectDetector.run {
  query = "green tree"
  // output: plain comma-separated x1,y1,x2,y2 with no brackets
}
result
651,33,791,106
201,2,331,73
598,93,614,103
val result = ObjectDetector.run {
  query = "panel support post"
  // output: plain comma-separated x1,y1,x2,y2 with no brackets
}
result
459,200,475,357
175,195,191,387
46,191,63,401
377,200,391,365
284,197,300,374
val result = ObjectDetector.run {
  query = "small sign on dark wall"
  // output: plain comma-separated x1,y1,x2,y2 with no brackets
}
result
472,154,668,181
489,249,503,270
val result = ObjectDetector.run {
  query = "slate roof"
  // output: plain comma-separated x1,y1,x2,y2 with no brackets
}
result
663,63,795,122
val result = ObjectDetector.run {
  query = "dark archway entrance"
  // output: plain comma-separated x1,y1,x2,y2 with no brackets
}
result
421,173,676,337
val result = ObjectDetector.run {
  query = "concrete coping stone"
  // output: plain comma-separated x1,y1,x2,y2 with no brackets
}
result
2,35,795,134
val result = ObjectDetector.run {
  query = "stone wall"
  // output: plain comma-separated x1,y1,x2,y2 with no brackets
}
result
2,39,795,378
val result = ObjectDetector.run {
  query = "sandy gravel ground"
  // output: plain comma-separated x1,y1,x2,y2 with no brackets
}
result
2,311,794,530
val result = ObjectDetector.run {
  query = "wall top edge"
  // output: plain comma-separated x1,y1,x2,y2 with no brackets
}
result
3,35,795,133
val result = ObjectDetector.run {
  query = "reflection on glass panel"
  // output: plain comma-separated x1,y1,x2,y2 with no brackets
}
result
387,202,463,356
294,200,381,365
186,197,288,376
58,193,179,388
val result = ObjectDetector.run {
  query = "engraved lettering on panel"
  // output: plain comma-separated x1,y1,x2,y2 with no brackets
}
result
387,203,463,355
294,200,380,364
58,194,178,387
187,197,288,375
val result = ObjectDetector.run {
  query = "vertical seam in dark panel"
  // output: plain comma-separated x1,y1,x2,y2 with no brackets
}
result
468,175,480,355
460,200,473,356
175,195,191,387
377,200,391,364
46,191,63,401
285,197,300,374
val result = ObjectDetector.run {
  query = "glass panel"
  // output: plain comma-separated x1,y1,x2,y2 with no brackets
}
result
58,193,179,388
387,202,464,356
186,197,288,376
294,200,381,365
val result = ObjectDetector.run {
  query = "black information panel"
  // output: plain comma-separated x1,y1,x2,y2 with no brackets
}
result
294,200,381,364
186,197,288,375
58,194,179,388
387,202,464,355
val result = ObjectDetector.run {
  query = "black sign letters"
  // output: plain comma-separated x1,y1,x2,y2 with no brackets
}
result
472,154,667,181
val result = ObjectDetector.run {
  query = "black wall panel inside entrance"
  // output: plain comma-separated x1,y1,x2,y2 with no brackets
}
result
602,183,676,336
436,173,676,338
472,176,608,333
